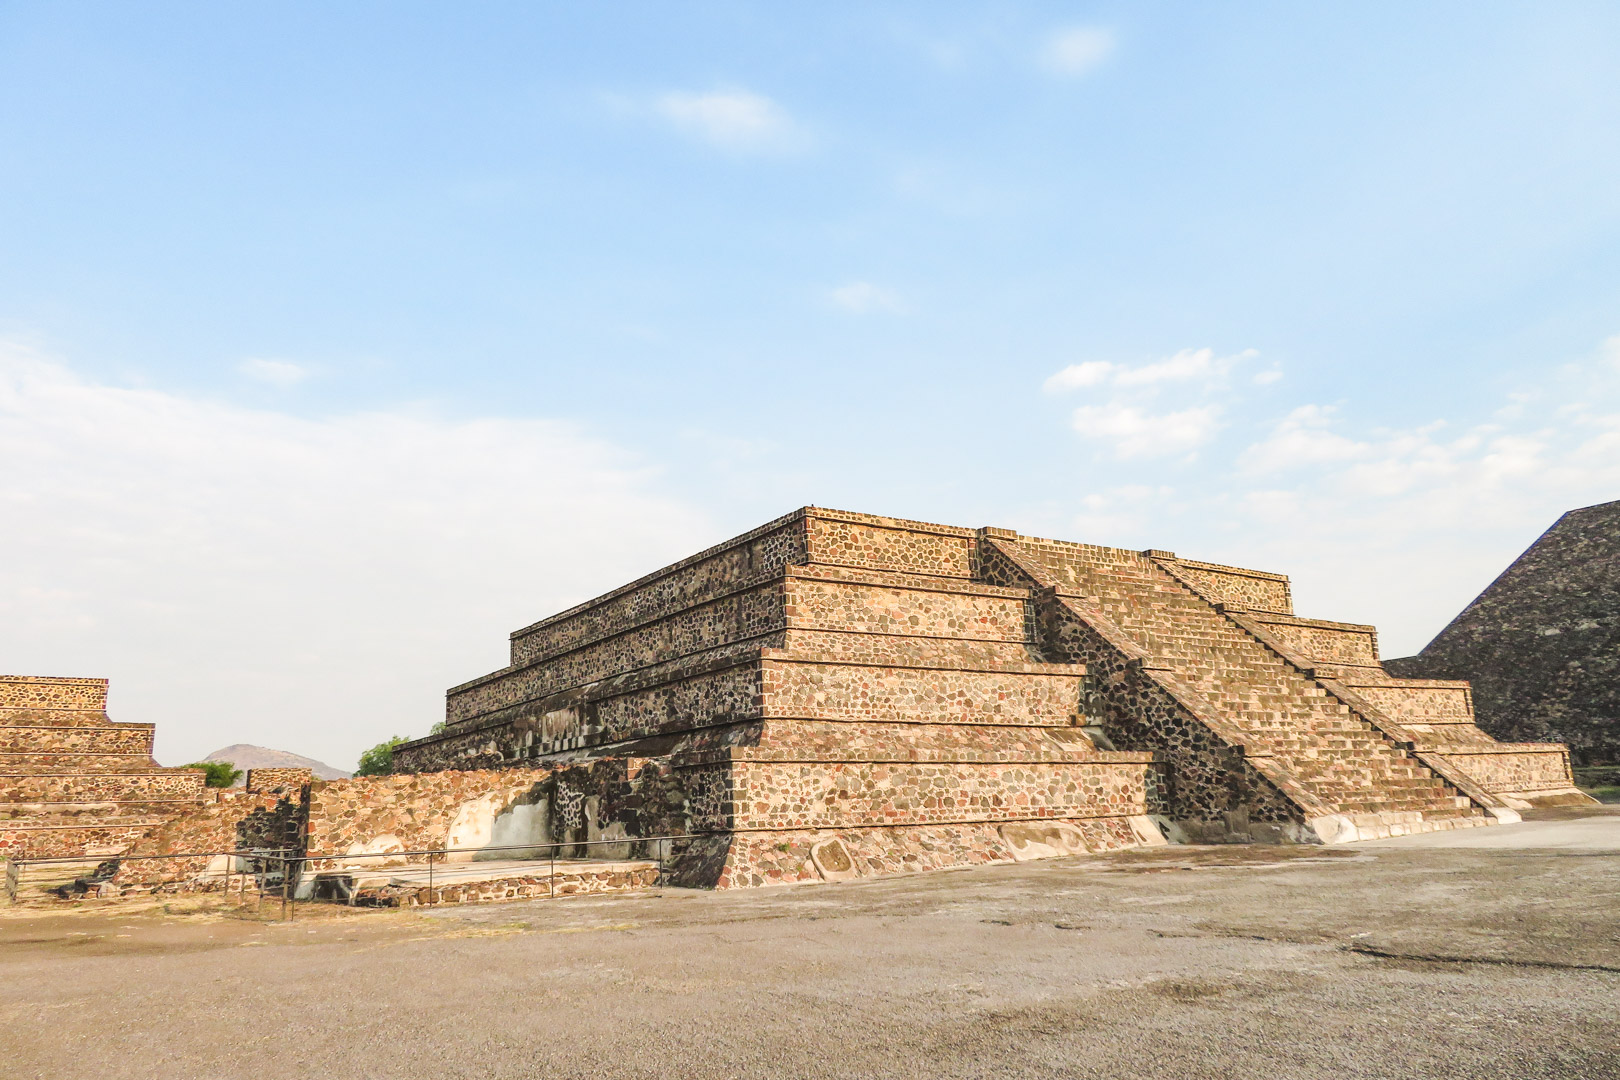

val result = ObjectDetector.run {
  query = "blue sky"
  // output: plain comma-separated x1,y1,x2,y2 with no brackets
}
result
3,3,1619,768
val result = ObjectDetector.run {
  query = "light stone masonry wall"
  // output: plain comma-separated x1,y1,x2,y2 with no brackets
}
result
805,512,974,578
1164,559,1293,614
0,676,108,711
0,724,155,754
507,513,807,667
1246,614,1379,667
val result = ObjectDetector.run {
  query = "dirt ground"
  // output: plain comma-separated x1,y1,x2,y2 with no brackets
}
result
3,807,1618,1080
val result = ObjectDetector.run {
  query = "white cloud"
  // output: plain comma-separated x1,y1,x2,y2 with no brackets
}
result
1044,347,1257,393
1254,369,1284,385
1043,361,1114,392
1071,402,1223,458
655,89,802,152
0,345,710,770
830,281,905,314
1238,405,1369,474
1040,27,1115,77
238,357,309,387
1602,334,1620,368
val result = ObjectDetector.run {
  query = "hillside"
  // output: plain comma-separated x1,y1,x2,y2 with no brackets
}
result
200,743,352,781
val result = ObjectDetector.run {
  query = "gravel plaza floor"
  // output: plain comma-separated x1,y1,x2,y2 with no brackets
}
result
2,806,1617,1080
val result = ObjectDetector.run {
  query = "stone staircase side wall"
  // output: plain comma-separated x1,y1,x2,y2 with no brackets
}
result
979,537,1310,837
1160,559,1293,615
1201,600,1520,821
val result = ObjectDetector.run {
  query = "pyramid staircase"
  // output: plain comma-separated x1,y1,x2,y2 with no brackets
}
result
0,677,208,860
980,531,1529,841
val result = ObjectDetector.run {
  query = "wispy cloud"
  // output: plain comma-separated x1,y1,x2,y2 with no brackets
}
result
238,357,309,387
830,281,905,314
655,88,804,153
1040,27,1115,77
1044,348,1259,393
1040,332,1620,655
1071,402,1223,459
0,344,709,769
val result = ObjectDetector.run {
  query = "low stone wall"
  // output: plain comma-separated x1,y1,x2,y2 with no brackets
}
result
117,790,303,854
0,822,157,861
303,768,561,863
349,862,660,907
703,816,1157,889
244,768,312,794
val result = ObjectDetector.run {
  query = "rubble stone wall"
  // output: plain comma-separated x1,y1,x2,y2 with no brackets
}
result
785,572,1032,641
1432,747,1577,794
303,768,559,860
760,658,1081,725
0,770,205,802
244,768,312,794
0,724,154,754
507,512,807,666
690,758,1149,831
450,633,784,725
1162,559,1293,614
1246,615,1379,666
805,512,974,578
710,817,1150,889
1343,681,1475,723
0,676,108,710
1,823,156,861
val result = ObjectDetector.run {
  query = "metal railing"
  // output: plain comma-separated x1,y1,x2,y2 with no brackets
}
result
3,847,297,914
4,834,702,920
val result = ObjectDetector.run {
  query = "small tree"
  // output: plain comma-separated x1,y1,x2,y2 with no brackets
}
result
183,761,243,788
355,735,409,777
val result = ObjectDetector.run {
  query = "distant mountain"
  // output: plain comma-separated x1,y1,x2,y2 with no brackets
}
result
200,743,352,782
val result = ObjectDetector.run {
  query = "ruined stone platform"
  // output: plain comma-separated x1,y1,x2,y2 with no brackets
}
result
384,507,1582,888
0,677,207,859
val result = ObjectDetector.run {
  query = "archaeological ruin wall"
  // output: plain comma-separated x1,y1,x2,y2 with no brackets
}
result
389,506,1587,889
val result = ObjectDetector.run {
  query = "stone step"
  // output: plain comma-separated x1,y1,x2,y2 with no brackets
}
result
0,770,206,804
0,752,158,769
0,708,122,728
762,660,1085,727
0,799,207,820
0,723,156,755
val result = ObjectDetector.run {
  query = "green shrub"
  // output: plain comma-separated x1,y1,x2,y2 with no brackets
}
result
355,736,409,777
183,761,243,788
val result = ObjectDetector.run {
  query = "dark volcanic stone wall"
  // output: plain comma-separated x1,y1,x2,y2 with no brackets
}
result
1386,500,1620,766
